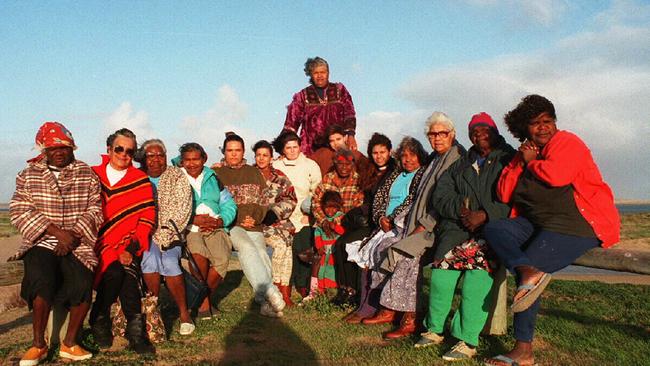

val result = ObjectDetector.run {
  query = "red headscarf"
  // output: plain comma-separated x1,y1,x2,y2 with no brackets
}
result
29,121,76,162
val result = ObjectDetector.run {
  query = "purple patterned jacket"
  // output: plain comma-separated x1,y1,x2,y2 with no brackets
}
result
283,82,356,156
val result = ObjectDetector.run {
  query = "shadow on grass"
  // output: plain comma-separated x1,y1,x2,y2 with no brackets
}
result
219,299,318,365
0,312,31,334
543,308,650,341
214,270,245,308
159,270,244,339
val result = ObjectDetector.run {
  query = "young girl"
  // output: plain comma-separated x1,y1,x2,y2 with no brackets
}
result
304,191,345,301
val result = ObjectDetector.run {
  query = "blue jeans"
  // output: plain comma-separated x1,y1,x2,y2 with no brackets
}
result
484,216,599,342
230,226,278,303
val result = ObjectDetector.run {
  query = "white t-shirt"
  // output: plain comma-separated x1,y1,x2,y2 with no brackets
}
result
106,164,128,186
182,168,219,232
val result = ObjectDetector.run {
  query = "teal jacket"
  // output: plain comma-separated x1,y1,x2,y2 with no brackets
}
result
432,137,515,260
191,166,237,231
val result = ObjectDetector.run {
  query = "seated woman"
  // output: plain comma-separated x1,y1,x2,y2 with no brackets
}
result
137,139,195,335
252,140,298,307
351,137,426,325
415,113,514,362
179,142,237,319
370,112,466,339
271,131,322,298
335,133,396,309
483,95,620,366
215,133,286,317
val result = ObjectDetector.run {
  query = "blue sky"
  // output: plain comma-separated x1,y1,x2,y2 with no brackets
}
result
2,0,649,201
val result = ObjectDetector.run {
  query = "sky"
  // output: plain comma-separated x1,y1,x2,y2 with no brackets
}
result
1,0,649,201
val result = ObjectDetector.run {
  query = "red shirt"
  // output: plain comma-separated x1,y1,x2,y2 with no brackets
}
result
497,130,620,248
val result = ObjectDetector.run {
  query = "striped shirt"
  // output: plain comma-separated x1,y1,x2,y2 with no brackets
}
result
312,171,364,228
9,159,103,270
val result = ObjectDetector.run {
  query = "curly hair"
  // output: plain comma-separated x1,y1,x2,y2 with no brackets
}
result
504,94,557,142
367,133,392,158
395,136,427,170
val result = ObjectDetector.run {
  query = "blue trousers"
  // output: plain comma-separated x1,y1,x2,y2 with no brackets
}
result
484,216,599,342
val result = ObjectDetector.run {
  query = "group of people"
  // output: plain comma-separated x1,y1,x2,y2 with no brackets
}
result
10,56,620,366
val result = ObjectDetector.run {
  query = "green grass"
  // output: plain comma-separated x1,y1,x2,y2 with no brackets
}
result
0,212,18,237
3,267,646,365
620,212,650,240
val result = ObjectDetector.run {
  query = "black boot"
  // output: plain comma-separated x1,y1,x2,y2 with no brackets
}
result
126,314,156,355
91,314,113,349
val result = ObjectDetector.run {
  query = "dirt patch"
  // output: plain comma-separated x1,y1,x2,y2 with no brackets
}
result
553,273,650,285
616,238,650,252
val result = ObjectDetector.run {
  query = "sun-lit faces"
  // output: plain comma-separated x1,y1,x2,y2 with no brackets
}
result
400,148,421,173
427,123,455,154
371,144,391,168
527,112,558,148
310,65,329,88
255,147,273,170
108,135,136,171
328,133,347,150
224,140,245,167
181,150,206,178
144,144,166,178
282,140,300,161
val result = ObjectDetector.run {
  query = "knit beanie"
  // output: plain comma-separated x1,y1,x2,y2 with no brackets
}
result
468,112,498,138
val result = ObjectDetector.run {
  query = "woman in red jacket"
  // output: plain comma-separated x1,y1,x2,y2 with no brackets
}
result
483,95,620,366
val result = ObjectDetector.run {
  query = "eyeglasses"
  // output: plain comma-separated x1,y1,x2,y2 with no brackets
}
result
427,130,451,139
113,145,135,157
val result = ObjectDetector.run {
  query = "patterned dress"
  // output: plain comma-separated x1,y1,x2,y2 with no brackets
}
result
260,166,298,286
284,82,356,156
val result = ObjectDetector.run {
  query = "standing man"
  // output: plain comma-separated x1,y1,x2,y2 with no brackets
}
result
283,57,357,156
10,122,102,365
89,128,156,355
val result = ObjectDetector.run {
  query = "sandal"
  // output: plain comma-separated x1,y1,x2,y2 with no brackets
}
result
511,273,551,313
484,354,538,366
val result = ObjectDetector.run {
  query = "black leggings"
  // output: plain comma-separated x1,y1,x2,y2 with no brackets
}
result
90,260,142,323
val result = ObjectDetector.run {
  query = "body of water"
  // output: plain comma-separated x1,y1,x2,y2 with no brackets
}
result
616,204,650,214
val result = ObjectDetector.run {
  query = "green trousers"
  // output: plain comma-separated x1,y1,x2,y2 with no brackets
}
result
424,269,494,346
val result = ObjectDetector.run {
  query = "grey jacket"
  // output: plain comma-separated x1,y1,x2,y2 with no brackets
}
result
381,142,465,272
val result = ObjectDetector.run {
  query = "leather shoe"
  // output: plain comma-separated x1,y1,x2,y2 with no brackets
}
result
344,312,366,324
361,308,397,325
383,311,417,339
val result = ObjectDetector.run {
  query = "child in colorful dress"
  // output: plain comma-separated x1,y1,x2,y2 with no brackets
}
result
304,191,345,301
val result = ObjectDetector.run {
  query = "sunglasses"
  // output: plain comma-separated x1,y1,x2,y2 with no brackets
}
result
427,130,451,139
112,145,135,157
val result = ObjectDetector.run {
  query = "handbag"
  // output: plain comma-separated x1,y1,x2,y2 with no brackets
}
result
167,220,211,316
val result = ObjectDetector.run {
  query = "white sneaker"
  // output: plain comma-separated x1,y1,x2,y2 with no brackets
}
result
266,289,286,313
260,302,283,318
179,322,196,335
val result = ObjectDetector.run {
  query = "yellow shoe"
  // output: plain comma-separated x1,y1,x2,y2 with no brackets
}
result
59,344,93,361
19,346,48,366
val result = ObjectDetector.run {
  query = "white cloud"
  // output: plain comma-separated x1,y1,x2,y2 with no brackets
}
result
105,102,153,142
463,0,568,26
396,20,650,199
593,0,650,28
179,84,255,162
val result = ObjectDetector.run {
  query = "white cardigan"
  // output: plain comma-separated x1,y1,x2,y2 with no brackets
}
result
272,153,322,231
